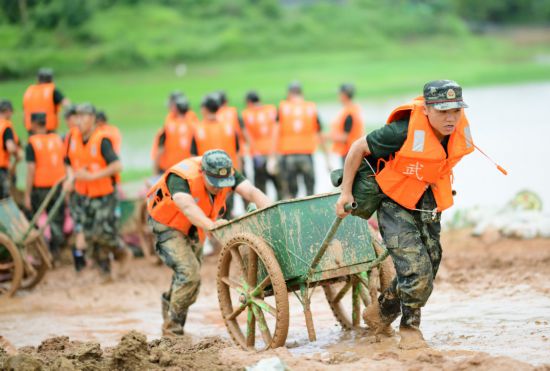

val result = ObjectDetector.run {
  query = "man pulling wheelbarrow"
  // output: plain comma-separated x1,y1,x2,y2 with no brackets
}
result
146,149,271,336
336,80,475,349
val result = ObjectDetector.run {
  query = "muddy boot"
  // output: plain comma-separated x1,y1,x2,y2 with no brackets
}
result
363,289,401,337
162,313,186,337
72,247,87,272
98,259,113,284
398,305,428,350
161,294,170,322
114,245,132,277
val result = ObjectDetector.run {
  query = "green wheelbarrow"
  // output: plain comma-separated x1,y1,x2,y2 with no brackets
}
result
211,192,394,351
0,180,66,298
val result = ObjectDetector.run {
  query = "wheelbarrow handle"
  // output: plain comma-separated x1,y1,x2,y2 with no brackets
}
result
306,202,357,279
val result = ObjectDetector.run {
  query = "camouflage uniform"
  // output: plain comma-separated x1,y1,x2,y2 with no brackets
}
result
0,169,10,199
148,217,201,326
253,155,281,200
280,154,314,199
69,192,87,233
82,191,121,273
31,187,65,259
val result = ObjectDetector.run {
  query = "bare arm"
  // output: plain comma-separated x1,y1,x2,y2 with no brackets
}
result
335,137,371,217
172,192,216,231
235,179,272,209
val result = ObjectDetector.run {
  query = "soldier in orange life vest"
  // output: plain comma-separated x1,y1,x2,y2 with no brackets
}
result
70,103,130,280
336,80,474,349
152,92,199,174
23,68,71,134
241,91,282,199
24,113,72,262
273,81,329,199
147,149,271,336
152,97,195,174
0,100,21,199
216,91,246,169
328,84,365,166
191,94,241,217
96,111,122,155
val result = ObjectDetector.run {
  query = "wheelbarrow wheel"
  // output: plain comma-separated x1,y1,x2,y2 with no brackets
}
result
217,232,289,351
323,238,394,330
0,232,23,298
20,233,50,290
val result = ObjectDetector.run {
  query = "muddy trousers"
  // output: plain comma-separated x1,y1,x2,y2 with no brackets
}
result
280,154,315,199
83,192,121,274
253,155,281,201
377,198,442,309
31,187,65,259
148,217,201,325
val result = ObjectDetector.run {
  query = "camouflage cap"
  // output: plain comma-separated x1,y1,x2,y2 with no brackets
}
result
75,103,96,115
201,149,235,188
423,80,468,110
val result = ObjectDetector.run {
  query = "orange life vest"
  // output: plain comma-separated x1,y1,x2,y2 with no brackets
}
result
99,124,122,184
242,104,277,156
151,111,198,172
147,157,231,242
217,105,244,153
375,97,474,212
81,128,117,198
193,118,240,170
278,99,318,155
330,104,364,156
23,83,59,131
28,133,66,188
66,127,87,195
0,119,18,169
159,116,194,171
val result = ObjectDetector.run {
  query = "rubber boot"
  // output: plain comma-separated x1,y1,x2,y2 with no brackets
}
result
363,288,401,337
114,245,132,277
162,312,186,337
72,247,87,272
98,258,113,284
398,305,428,349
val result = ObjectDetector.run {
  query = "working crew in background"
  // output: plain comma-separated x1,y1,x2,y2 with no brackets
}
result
274,81,329,199
152,97,195,174
336,80,474,349
329,84,364,166
216,91,246,170
25,113,71,263
241,91,281,199
147,149,271,336
152,91,198,175
0,100,21,199
64,107,88,272
23,68,70,134
71,103,130,280
96,111,122,188
191,94,240,217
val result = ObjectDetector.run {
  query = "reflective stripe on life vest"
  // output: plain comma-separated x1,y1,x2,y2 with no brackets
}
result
28,133,66,187
278,99,318,154
242,104,277,156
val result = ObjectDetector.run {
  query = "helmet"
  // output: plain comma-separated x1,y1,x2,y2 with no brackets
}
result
174,97,189,114
245,91,260,103
340,83,355,99
0,99,13,113
201,94,220,113
288,81,302,94
37,68,54,83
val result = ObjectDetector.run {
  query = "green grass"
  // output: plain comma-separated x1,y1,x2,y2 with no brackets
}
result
2,37,550,182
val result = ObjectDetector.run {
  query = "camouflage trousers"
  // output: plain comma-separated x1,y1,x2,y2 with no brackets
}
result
377,198,442,308
0,169,10,199
280,154,315,199
31,187,65,258
148,217,202,323
69,192,87,233
253,155,281,200
83,192,121,272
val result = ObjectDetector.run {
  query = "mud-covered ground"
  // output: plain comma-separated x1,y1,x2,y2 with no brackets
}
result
1,230,549,370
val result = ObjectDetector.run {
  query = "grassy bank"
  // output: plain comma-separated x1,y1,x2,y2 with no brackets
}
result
2,37,550,182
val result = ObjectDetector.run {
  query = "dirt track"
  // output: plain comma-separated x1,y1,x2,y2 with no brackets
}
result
1,229,549,370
